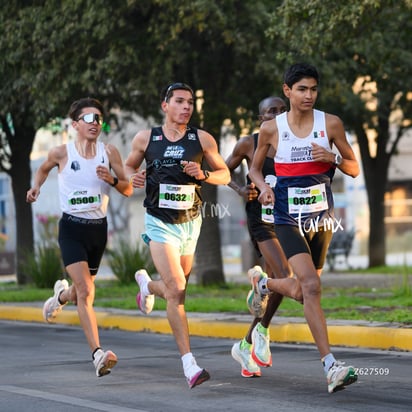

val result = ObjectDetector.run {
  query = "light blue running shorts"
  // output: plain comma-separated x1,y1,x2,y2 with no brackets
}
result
142,213,202,256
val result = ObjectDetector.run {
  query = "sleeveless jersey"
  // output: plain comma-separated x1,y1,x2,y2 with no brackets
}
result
246,132,276,185
58,141,110,219
246,132,277,223
144,126,204,224
274,110,335,228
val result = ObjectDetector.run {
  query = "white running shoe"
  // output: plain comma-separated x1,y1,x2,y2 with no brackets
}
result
327,361,358,393
135,269,155,314
251,323,272,367
231,341,261,378
42,279,69,323
93,349,118,377
247,266,269,318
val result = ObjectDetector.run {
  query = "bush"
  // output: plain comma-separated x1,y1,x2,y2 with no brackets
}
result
23,244,65,288
105,239,155,285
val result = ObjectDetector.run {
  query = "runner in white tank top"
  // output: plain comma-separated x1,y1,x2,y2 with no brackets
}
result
26,98,132,377
59,140,110,219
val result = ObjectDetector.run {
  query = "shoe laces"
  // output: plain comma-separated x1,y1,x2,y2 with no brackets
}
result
328,360,347,378
331,360,345,369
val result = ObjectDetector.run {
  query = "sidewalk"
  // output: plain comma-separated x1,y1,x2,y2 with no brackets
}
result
1,253,411,352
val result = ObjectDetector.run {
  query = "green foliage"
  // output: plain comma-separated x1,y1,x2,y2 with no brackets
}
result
1,278,410,324
265,0,412,267
2,1,412,281
0,284,52,302
22,244,64,289
105,240,155,285
393,267,411,297
1,0,282,285
20,213,64,288
0,0,284,133
35,213,59,247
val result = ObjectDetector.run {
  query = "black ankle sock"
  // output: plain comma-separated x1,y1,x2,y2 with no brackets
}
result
57,292,65,305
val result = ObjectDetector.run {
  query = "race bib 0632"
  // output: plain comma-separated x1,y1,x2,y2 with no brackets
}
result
159,183,195,210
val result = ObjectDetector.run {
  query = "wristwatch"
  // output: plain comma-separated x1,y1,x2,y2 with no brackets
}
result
202,170,210,181
110,177,119,187
334,154,343,166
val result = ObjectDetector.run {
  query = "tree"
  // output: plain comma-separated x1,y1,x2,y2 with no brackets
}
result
266,0,412,266
1,0,282,284
0,1,165,283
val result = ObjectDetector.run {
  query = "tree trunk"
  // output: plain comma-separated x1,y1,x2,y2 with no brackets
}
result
355,120,391,268
195,182,225,285
9,124,36,285
366,151,389,267
367,185,386,267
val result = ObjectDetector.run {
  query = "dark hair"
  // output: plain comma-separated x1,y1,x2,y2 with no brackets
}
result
161,82,195,103
284,63,319,88
68,97,104,120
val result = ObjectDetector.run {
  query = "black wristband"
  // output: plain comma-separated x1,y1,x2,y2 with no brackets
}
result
110,177,119,187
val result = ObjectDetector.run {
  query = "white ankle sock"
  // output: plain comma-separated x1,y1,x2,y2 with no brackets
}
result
182,352,201,378
140,281,150,296
322,353,336,374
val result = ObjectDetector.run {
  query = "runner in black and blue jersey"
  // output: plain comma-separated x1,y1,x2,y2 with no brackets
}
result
248,63,360,393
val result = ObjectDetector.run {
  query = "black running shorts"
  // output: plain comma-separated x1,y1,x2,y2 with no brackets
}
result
275,224,333,270
58,213,108,275
245,200,276,257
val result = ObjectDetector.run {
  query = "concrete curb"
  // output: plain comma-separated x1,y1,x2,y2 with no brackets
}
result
1,304,411,352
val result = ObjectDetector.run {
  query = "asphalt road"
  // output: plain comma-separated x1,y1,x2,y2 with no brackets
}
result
1,320,411,412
